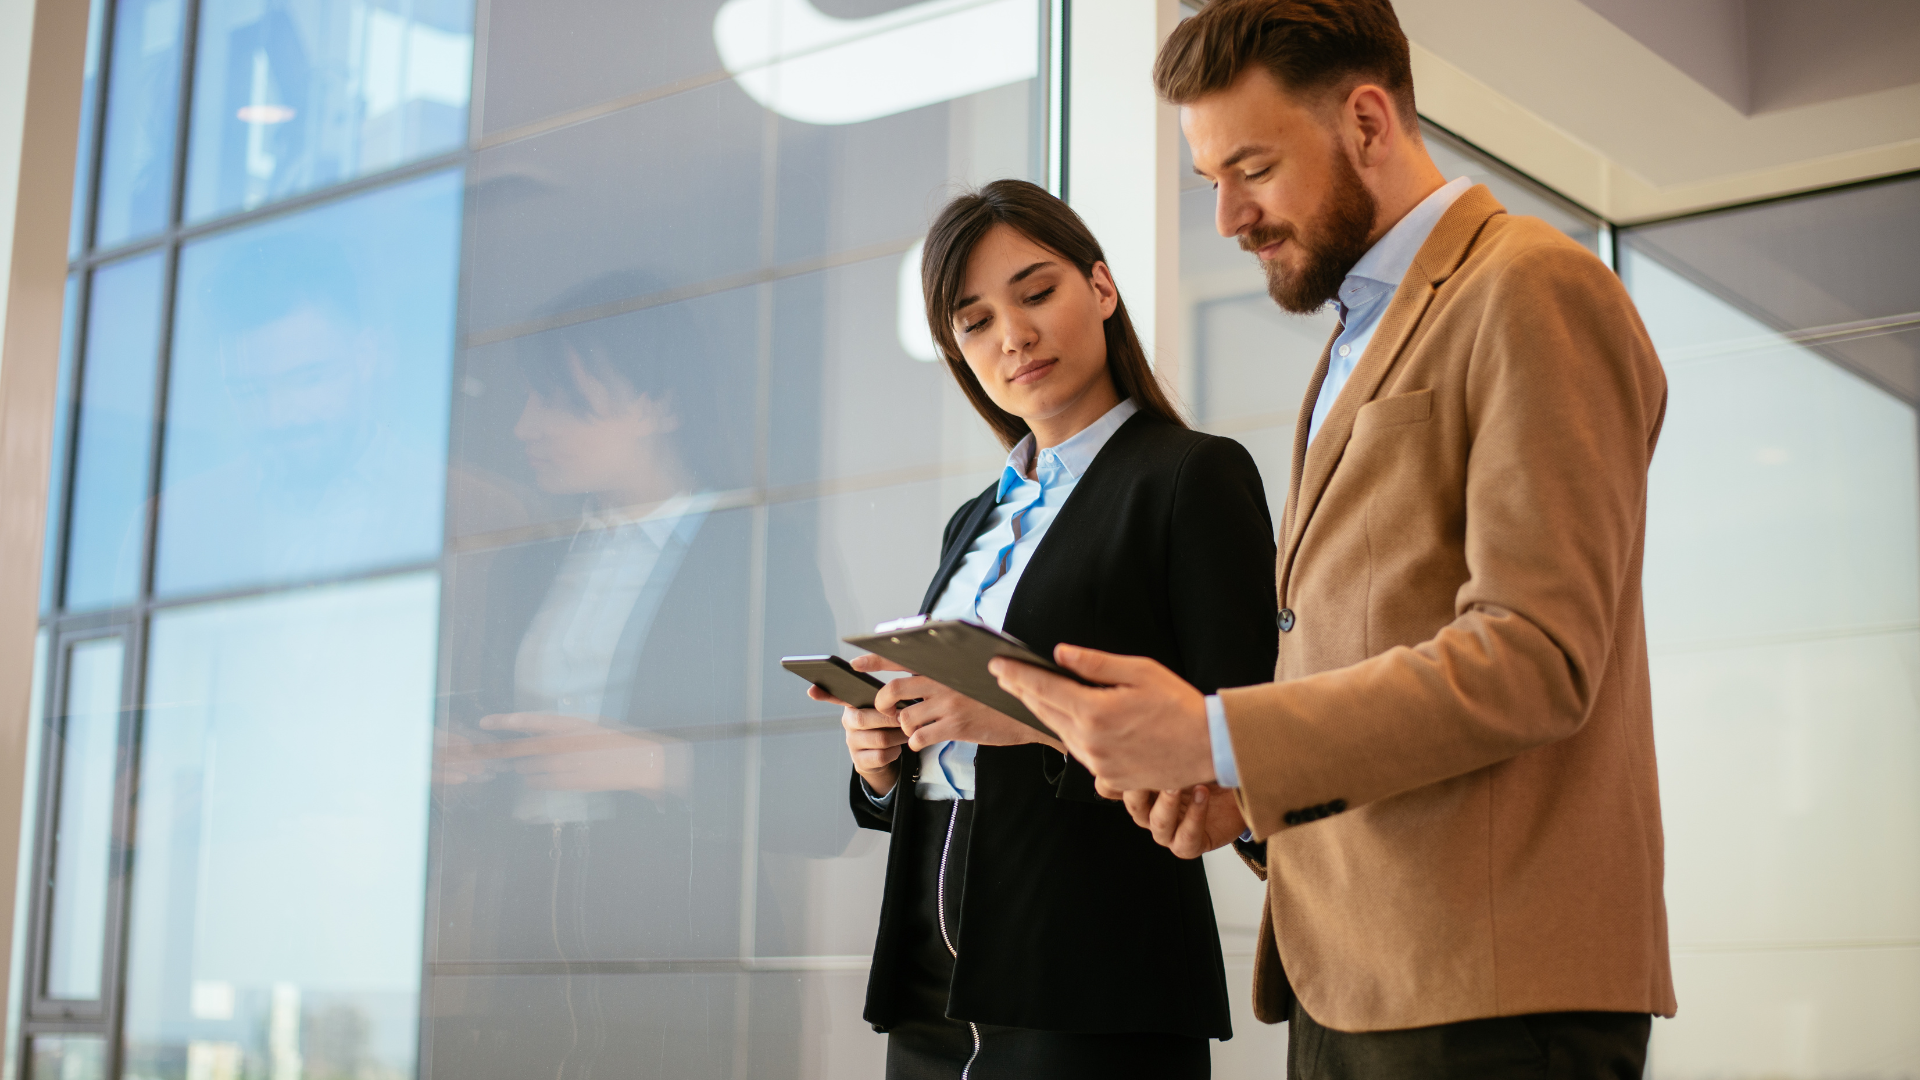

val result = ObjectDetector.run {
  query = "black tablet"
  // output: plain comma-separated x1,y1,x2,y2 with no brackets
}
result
842,618,1090,738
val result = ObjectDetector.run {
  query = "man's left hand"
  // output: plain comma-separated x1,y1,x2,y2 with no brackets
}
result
989,644,1213,792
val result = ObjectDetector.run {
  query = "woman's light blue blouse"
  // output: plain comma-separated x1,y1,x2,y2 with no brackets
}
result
878,397,1138,803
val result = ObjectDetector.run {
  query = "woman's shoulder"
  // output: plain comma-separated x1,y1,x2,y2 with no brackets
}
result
1103,411,1260,479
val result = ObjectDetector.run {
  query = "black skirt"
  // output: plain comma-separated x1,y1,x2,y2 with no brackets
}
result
884,797,1210,1080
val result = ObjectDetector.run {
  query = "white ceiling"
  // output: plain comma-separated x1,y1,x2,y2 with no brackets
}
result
1393,0,1920,221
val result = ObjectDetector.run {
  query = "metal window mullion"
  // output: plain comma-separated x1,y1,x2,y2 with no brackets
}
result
75,0,124,262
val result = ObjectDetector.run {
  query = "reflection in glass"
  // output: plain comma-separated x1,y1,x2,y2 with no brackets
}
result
122,573,438,1080
430,284,845,1077
184,0,472,222
64,253,166,612
69,0,109,258
1623,237,1920,1075
46,636,124,1001
93,0,186,249
41,275,82,616
30,1034,107,1080
155,169,460,598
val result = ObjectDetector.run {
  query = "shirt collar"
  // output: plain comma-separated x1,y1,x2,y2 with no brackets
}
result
1343,176,1473,294
998,397,1140,500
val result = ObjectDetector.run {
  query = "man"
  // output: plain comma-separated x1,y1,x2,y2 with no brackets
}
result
990,1,1675,1075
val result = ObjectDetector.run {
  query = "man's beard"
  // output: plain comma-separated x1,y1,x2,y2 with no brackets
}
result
1241,144,1378,315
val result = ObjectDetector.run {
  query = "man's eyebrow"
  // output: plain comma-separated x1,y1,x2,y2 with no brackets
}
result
1198,145,1270,175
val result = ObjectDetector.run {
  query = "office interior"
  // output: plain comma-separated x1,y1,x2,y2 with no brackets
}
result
0,0,1915,1077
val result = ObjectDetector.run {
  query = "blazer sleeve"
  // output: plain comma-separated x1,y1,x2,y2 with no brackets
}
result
1220,245,1667,837
1167,435,1281,696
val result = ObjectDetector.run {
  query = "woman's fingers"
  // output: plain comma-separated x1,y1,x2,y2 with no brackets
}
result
807,685,849,707
846,723,908,749
842,705,902,731
876,675,937,715
852,654,912,674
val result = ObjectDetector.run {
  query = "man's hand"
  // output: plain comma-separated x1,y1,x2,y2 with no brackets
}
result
1123,784,1246,859
989,644,1213,791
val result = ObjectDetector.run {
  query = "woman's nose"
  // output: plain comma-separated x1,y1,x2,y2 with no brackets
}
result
1000,312,1038,353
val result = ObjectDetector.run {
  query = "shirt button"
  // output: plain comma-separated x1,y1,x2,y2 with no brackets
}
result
1278,609,1295,632
1337,344,1351,357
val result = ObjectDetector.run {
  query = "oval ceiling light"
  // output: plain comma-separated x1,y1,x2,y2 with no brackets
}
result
898,239,939,361
714,0,1039,126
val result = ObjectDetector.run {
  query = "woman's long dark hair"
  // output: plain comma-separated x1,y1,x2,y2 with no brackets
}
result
921,179,1186,449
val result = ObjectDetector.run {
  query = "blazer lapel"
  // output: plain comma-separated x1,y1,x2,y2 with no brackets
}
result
919,483,1000,615
1277,186,1507,595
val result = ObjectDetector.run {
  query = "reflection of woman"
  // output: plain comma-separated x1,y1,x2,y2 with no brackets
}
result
433,283,845,1079
818,181,1278,1078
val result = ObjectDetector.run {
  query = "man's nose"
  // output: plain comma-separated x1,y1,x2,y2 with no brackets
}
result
1215,183,1256,240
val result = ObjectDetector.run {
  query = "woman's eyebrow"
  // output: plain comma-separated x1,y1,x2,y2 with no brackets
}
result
1008,260,1054,284
954,260,1057,311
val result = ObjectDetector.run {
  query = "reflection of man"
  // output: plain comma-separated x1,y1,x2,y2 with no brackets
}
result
432,276,847,1080
158,235,442,594
992,2,1675,1076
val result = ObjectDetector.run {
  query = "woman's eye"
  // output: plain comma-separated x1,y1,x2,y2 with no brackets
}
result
1246,166,1270,181
1025,286,1056,304
962,316,989,334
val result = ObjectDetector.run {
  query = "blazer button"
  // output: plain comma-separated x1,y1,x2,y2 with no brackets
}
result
1277,608,1296,632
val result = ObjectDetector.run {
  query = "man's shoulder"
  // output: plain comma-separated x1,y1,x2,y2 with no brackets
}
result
1471,212,1613,281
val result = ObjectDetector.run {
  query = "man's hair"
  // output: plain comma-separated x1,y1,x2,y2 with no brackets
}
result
1154,0,1417,125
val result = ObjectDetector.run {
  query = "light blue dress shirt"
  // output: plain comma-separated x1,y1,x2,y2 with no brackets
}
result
1207,177,1471,790
870,397,1139,805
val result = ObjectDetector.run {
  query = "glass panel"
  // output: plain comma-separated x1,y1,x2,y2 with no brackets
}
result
41,275,83,616
1420,122,1602,254
64,252,166,612
183,0,473,223
93,0,186,249
155,169,460,598
29,1036,106,1080
45,636,125,1000
69,0,109,258
1621,183,1920,1075
121,572,438,1080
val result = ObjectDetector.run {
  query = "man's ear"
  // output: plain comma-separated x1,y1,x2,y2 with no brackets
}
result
1344,83,1399,168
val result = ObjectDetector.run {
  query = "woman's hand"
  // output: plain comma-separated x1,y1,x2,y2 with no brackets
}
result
866,655,1065,753
810,667,907,796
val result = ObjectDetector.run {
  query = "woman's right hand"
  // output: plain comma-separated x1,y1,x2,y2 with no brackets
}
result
810,656,908,796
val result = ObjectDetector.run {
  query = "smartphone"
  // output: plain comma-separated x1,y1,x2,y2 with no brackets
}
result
781,654,885,710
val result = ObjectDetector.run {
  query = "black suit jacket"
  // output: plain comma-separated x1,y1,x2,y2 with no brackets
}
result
852,411,1279,1040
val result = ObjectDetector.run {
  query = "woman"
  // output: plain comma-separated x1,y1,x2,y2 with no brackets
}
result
812,180,1278,1078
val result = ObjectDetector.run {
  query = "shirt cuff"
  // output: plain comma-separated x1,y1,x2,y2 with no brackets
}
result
860,774,898,809
1206,693,1240,789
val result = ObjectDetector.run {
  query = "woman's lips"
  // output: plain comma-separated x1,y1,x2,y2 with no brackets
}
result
1009,358,1057,385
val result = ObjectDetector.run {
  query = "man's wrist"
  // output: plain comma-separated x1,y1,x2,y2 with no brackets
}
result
1205,694,1241,789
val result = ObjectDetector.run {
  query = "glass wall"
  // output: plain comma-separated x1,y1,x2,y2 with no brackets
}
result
28,0,1049,1077
31,0,471,1075
1621,175,1920,1079
433,2,1045,1075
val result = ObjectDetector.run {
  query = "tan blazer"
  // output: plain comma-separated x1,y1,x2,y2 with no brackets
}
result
1221,185,1677,1033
